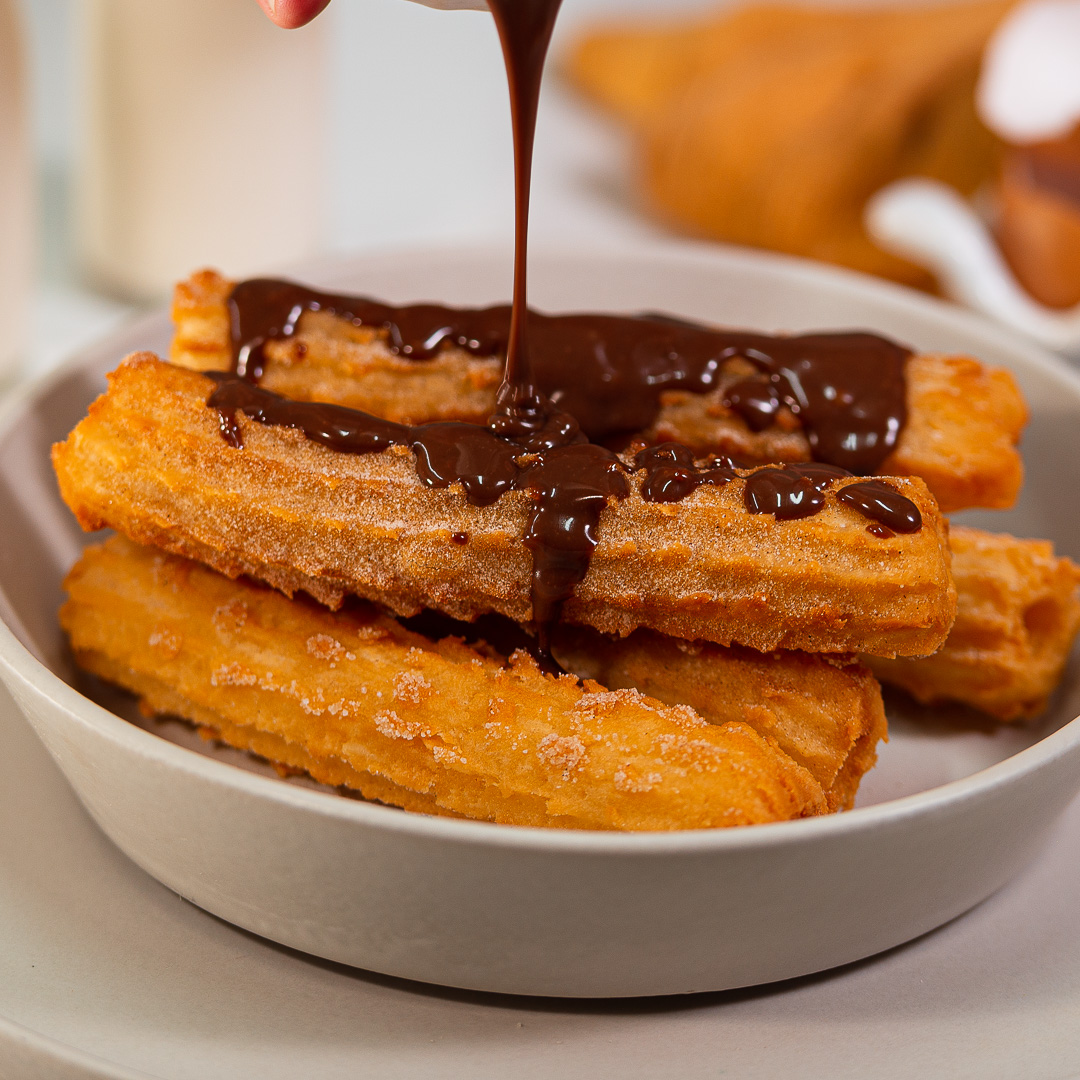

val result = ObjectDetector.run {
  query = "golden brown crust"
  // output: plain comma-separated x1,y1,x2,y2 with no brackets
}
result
62,536,831,830
552,626,887,811
53,354,956,657
880,355,1026,513
170,270,1026,512
866,527,1080,722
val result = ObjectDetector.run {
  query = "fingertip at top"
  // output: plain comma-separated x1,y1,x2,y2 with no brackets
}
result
256,0,333,29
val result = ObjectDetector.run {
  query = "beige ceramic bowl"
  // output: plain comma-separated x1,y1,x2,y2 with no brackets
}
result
1,244,1078,997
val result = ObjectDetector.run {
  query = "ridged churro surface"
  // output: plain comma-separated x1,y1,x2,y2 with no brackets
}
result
867,527,1080,721
53,355,956,657
552,626,886,810
62,537,832,830
171,269,1026,512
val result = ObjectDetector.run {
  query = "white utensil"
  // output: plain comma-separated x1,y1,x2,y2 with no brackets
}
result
866,178,1080,356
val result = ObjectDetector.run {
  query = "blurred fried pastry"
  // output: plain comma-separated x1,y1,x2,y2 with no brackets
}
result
996,129,1080,309
170,270,1027,512
866,527,1080,721
552,626,886,811
62,536,832,830
564,1,1010,288
53,354,956,657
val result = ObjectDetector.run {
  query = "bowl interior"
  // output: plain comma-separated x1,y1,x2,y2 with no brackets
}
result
3,245,1079,809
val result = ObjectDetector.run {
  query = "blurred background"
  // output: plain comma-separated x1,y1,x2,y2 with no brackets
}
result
7,0,1080,378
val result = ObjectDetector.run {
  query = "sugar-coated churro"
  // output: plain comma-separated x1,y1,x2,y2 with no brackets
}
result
867,527,1080,721
62,536,834,830
53,354,956,657
170,270,1026,512
552,626,886,811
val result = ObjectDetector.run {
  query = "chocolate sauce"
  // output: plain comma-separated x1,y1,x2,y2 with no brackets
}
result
633,443,738,503
722,375,781,433
836,480,922,534
633,450,922,531
487,0,563,417
743,467,826,520
227,279,511,382
227,281,912,476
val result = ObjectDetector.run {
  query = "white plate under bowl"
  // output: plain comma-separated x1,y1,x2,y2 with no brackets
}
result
0,243,1078,999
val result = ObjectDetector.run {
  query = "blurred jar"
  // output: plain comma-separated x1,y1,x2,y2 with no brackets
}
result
75,0,325,301
0,0,32,377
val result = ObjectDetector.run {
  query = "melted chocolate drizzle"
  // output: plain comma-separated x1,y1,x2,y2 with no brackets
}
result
633,443,739,503
204,0,921,646
836,480,922,534
631,447,921,528
742,467,826,521
228,280,912,475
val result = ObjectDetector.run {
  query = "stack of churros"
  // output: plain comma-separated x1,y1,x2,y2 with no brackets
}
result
52,271,1080,830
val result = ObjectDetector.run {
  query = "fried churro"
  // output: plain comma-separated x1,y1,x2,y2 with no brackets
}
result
552,626,886,811
62,536,834,830
867,527,1080,721
170,270,1026,512
53,354,956,657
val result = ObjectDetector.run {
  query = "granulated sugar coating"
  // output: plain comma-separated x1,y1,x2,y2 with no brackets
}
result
60,535,841,829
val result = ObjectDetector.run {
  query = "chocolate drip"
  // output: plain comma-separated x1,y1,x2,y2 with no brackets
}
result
634,443,739,503
227,281,911,475
836,480,921,533
227,279,511,383
634,450,922,532
743,467,826,520
206,374,627,634
488,0,563,416
722,376,782,432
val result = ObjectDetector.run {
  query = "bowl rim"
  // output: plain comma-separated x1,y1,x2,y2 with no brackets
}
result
4,239,1080,857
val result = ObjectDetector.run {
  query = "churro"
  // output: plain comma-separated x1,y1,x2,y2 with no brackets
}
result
170,270,1026,512
552,626,886,811
62,536,833,830
867,527,1080,721
53,354,956,657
